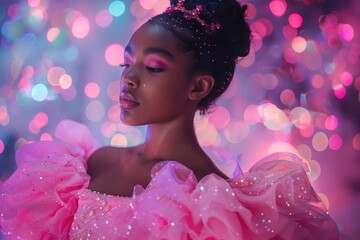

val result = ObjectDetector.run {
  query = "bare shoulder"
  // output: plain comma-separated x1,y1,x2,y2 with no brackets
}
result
87,146,124,178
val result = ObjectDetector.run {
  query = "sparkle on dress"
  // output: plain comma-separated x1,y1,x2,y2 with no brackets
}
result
0,120,339,240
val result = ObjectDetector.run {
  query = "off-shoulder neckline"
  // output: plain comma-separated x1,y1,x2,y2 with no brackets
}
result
84,160,232,199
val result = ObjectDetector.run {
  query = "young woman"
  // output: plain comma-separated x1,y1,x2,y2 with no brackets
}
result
0,0,338,239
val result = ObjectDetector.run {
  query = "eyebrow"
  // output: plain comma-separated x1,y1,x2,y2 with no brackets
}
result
125,46,175,62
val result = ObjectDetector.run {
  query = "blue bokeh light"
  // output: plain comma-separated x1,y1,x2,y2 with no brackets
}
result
31,84,48,101
108,1,126,17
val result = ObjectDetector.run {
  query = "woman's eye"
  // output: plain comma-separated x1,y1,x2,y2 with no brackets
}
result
119,63,131,68
146,67,163,73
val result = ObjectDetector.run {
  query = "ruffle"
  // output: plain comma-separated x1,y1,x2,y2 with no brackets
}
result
0,120,96,239
0,120,338,239
126,154,339,240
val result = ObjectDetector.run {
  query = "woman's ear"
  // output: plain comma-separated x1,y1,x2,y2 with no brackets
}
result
188,75,215,101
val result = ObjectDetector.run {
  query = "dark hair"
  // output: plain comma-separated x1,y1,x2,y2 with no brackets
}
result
147,0,251,114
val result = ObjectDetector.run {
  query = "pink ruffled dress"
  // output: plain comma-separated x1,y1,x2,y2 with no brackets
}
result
0,120,338,239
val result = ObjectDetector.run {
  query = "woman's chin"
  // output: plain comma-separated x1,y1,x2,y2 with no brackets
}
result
120,114,145,126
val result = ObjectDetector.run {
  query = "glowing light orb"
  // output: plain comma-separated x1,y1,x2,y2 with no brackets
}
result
338,24,354,41
34,112,48,127
260,103,289,131
341,72,353,86
312,132,328,152
130,1,149,19
47,66,66,86
300,125,314,138
311,74,324,89
47,27,60,42
28,112,48,134
269,0,287,17
325,115,338,131
244,104,261,124
111,133,128,146
333,85,346,99
105,44,124,66
8,4,21,19
59,74,72,89
71,17,89,39
224,121,249,144
245,3,256,19
86,100,105,122
109,1,126,17
85,82,100,98
290,107,311,129
251,21,267,38
208,106,230,129
280,89,295,106
296,144,312,161
262,73,278,89
0,106,10,126
95,10,113,28
31,84,48,101
291,36,307,53
288,13,303,28
328,134,342,150
282,25,298,40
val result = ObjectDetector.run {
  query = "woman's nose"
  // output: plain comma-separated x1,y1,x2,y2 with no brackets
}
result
122,65,139,88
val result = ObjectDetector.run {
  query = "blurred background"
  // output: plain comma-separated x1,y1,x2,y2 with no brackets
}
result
0,0,359,238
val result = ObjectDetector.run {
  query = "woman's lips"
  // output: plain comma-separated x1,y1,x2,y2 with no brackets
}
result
119,92,139,109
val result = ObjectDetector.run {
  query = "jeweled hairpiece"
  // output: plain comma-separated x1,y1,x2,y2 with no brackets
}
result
165,0,221,35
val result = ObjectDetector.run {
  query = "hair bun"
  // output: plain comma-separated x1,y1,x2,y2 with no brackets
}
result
170,0,251,59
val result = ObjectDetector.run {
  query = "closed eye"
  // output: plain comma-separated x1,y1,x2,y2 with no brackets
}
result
119,63,131,68
146,67,163,73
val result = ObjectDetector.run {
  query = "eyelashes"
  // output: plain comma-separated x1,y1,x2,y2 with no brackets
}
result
119,63,130,68
146,67,164,73
119,64,164,73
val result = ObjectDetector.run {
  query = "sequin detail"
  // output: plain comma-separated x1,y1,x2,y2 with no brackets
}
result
0,120,339,239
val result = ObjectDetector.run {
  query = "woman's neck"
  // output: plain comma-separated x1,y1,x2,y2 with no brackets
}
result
139,114,205,163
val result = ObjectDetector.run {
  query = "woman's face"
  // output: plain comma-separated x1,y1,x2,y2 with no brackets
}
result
119,23,196,126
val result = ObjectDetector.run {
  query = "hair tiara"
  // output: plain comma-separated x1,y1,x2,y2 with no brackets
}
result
165,0,221,35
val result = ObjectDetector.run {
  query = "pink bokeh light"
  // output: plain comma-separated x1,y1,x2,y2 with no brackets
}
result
288,13,303,28
269,0,287,17
85,82,100,98
95,10,113,28
105,44,124,66
71,17,90,39
328,134,342,150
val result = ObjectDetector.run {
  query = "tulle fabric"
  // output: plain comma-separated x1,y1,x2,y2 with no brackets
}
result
0,120,339,239
0,120,96,239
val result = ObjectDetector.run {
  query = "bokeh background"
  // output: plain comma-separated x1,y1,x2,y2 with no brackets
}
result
0,0,359,238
